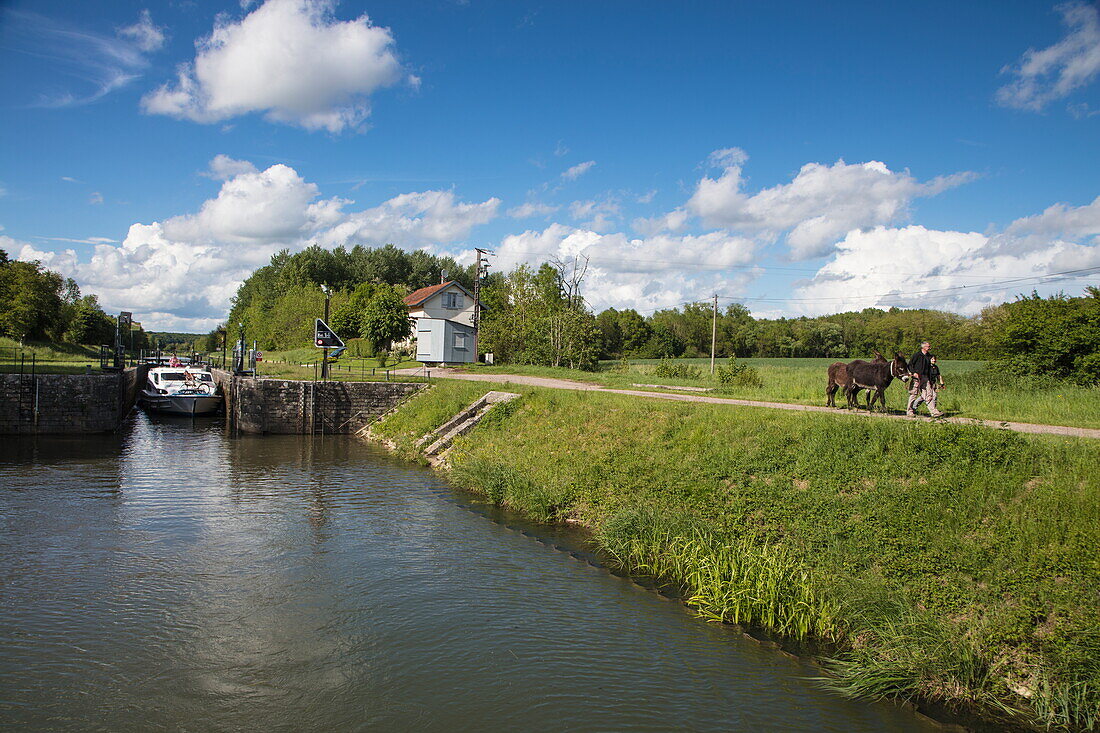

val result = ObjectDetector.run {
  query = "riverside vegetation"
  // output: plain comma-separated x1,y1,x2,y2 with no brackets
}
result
373,381,1100,731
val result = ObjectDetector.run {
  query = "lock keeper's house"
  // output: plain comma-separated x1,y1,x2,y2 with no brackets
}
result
403,281,479,365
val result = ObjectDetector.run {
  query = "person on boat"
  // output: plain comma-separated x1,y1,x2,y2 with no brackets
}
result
169,355,182,367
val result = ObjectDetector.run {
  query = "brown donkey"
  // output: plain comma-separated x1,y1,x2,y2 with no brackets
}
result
825,361,852,408
847,351,910,411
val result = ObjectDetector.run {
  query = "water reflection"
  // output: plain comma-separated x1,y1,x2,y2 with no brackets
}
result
0,413,941,731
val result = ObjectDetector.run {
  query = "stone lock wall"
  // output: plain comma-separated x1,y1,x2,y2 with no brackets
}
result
0,365,148,434
213,371,423,434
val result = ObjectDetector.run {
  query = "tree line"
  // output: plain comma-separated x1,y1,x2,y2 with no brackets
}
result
0,248,151,349
593,302,988,360
215,245,1099,383
16,237,1082,383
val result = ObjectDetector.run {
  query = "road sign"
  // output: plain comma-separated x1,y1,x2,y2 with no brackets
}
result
254,351,263,362
314,319,344,348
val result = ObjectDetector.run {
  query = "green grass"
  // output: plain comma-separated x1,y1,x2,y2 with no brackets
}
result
0,338,107,374
460,358,1100,429
381,386,1100,730
371,378,498,455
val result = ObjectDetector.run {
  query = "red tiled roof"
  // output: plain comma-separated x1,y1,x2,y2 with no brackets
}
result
403,282,452,307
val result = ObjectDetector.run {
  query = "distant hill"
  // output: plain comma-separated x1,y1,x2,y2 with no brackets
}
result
147,332,204,349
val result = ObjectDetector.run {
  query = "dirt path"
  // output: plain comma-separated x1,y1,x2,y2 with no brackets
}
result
393,368,1100,440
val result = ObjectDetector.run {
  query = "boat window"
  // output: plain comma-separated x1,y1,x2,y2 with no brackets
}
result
153,374,159,384
160,372,187,381
196,374,213,382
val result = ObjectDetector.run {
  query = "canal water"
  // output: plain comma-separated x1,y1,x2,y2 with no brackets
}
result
1,414,940,731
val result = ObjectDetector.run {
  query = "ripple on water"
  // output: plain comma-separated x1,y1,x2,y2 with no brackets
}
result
0,414,940,732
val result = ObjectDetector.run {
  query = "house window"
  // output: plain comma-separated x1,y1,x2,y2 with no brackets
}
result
443,292,463,309
454,332,468,350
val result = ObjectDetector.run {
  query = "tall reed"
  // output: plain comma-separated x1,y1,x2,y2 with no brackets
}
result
598,507,839,641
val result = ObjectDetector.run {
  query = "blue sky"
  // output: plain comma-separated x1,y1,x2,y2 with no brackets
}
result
1,0,1098,331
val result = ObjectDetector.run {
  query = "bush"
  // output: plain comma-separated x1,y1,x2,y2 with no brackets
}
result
652,358,703,380
715,356,763,387
986,288,1100,386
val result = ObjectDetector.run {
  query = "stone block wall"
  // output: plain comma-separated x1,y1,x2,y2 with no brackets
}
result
213,371,423,434
0,364,148,434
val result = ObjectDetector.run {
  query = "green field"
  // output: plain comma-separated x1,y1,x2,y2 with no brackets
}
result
0,338,104,374
375,383,1100,731
462,358,1100,429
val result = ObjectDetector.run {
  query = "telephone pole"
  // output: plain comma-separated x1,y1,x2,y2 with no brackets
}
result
710,294,718,375
472,248,492,364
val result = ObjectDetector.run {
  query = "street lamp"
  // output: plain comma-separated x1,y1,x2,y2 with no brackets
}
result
320,285,331,381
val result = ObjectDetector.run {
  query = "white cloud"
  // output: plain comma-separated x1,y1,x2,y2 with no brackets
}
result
118,9,166,53
36,236,118,245
508,201,560,218
163,164,343,245
632,209,689,237
142,0,406,132
707,147,748,168
569,198,620,232
996,1,1100,111
1067,101,1100,117
687,153,973,259
60,176,82,184
4,9,163,107
495,223,758,313
89,192,104,205
203,154,259,181
12,163,499,331
318,190,500,248
793,198,1100,315
561,160,596,180
1001,194,1100,241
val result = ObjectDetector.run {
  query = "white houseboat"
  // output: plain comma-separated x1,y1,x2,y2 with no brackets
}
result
139,366,222,416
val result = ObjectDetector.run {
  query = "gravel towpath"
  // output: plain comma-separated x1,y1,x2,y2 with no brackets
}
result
392,368,1100,440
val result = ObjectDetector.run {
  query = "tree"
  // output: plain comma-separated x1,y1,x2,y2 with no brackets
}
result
330,282,377,340
988,288,1100,384
595,308,623,359
0,256,66,341
360,285,413,353
64,295,114,345
617,309,652,356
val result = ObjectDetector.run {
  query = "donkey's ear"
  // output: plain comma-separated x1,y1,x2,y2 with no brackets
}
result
874,350,883,358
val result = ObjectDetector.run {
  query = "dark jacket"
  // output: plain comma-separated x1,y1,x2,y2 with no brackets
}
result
930,363,941,385
908,350,933,378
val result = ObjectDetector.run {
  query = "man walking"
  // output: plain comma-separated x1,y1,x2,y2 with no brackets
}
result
907,340,943,418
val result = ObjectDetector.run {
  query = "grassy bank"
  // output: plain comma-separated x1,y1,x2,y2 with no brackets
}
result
374,385,1100,731
461,358,1100,429
0,338,103,373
